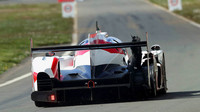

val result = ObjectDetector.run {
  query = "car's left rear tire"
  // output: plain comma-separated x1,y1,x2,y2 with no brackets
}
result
160,55,167,94
35,101,46,107
35,101,54,107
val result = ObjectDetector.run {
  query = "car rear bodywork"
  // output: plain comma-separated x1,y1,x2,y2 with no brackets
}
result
31,29,167,107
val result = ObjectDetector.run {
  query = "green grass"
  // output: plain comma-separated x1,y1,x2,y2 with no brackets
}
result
149,0,200,24
0,4,73,74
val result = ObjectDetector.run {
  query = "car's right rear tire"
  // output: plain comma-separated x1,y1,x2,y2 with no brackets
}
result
35,101,52,107
160,54,167,94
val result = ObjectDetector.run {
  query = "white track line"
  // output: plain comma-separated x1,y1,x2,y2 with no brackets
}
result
145,0,200,28
0,72,31,88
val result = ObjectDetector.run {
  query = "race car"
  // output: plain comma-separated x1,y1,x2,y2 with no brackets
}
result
31,23,167,107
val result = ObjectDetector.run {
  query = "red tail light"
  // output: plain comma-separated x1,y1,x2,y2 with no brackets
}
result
50,94,56,101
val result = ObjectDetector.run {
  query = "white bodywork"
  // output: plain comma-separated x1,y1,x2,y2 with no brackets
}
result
32,32,128,92
32,57,56,78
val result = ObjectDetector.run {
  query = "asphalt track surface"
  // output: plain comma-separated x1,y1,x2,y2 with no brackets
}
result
0,0,200,112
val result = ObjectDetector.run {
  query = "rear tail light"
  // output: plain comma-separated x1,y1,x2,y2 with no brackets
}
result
50,94,56,101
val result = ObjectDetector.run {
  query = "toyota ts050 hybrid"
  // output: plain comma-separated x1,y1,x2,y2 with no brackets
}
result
31,23,167,107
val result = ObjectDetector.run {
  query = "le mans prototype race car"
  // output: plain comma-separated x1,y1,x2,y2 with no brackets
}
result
31,23,167,107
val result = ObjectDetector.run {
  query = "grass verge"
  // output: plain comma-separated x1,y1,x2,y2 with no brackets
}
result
149,0,200,24
0,4,73,74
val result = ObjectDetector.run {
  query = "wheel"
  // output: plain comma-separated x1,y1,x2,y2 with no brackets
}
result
160,77,167,94
34,101,53,107
160,55,167,94
35,101,46,107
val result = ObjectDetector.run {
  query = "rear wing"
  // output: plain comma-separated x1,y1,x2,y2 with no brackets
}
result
31,41,147,54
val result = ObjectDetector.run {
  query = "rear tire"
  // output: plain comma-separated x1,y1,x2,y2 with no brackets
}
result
160,54,167,94
35,101,46,107
160,75,167,94
34,101,53,107
160,81,167,94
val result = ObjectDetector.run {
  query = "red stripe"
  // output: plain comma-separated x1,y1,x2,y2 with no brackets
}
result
69,59,73,66
58,0,74,3
90,33,97,38
51,57,59,79
33,72,38,83
75,50,89,56
75,39,125,56
104,48,125,54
